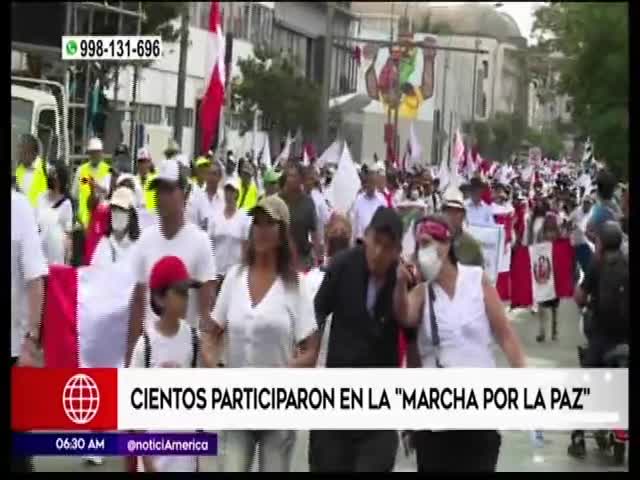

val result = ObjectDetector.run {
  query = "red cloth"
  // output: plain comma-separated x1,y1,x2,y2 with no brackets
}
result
83,203,111,266
496,271,511,302
481,185,493,205
510,239,575,307
397,329,407,367
552,239,575,298
381,189,394,208
510,245,533,307
513,203,527,244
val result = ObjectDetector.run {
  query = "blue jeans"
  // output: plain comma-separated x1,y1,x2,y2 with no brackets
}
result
574,244,592,276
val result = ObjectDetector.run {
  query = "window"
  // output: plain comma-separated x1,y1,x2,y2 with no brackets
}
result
139,104,162,125
37,108,57,162
481,94,487,118
249,4,273,45
565,101,572,114
482,60,489,79
166,107,194,128
274,25,308,76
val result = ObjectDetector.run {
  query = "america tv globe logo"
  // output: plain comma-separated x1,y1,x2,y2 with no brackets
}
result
62,374,100,425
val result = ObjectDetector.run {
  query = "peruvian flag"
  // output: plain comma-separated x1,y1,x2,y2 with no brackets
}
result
493,203,514,301
42,262,135,369
510,239,575,307
199,1,226,154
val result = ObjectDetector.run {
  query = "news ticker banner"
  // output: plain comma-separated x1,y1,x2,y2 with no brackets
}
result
12,368,628,431
12,433,216,457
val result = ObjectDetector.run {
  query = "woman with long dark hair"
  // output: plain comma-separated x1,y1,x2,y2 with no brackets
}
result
209,195,319,472
397,214,526,472
90,187,141,266
37,162,73,265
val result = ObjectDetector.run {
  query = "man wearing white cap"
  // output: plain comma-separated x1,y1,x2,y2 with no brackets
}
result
71,137,112,230
126,160,217,366
442,186,484,267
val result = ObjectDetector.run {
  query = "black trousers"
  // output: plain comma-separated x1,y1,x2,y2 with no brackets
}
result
414,430,501,472
309,430,398,472
11,357,33,473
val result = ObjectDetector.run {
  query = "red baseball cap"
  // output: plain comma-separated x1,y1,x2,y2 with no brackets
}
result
149,256,201,291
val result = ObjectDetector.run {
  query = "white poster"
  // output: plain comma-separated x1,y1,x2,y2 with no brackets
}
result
467,225,503,284
529,242,556,304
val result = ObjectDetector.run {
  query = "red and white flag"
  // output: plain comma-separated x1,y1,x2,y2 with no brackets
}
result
199,1,226,154
42,263,135,368
510,239,575,307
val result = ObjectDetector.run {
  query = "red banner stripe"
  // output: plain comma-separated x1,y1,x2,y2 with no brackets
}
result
11,368,118,431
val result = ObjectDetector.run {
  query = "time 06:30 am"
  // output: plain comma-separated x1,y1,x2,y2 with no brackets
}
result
55,436,105,451
79,38,161,59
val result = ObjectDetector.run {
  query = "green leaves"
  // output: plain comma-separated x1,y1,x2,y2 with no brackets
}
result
532,3,628,178
233,49,321,138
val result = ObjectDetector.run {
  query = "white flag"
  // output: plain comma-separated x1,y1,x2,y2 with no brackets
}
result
276,131,293,166
260,134,272,167
326,143,361,216
317,140,342,169
302,148,310,167
529,242,556,303
408,122,423,170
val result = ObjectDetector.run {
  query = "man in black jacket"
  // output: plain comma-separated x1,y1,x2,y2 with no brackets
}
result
309,207,411,472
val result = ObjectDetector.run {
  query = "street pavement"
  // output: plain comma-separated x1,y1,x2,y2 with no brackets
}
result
33,300,628,472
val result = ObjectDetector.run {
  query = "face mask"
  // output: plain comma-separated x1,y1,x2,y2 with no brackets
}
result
417,244,443,282
111,210,129,232
409,190,419,201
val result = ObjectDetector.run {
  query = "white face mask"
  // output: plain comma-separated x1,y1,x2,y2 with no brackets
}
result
111,210,129,233
417,244,443,282
409,190,419,201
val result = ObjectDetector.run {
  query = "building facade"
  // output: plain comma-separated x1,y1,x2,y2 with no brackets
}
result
344,2,528,166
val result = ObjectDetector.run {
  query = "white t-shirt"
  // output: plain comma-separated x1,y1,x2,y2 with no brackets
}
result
91,235,135,266
131,318,199,472
36,194,73,265
351,192,385,241
213,265,317,367
310,188,332,237
569,207,590,246
465,199,496,227
37,194,73,232
208,209,251,276
186,187,224,232
11,190,48,357
132,222,217,328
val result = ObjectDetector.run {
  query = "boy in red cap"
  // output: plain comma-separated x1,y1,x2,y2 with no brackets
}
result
129,255,213,472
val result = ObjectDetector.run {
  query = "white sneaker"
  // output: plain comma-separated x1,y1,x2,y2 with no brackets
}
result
83,456,104,466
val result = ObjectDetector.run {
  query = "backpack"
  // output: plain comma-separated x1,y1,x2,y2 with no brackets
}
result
142,325,199,368
597,252,629,340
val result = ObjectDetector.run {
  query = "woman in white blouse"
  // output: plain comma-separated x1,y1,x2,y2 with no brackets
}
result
210,194,319,472
208,176,251,288
37,162,73,265
91,187,140,266
398,214,526,472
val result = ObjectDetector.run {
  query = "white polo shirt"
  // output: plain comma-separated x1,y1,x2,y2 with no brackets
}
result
208,208,251,276
132,222,217,328
351,191,386,241
12,190,48,357
213,265,317,367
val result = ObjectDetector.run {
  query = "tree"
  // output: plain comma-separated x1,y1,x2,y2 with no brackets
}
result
525,126,565,159
532,3,628,178
232,46,321,142
419,13,453,35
